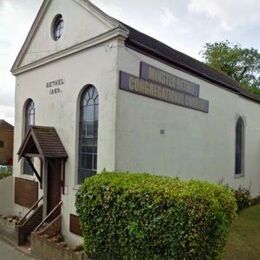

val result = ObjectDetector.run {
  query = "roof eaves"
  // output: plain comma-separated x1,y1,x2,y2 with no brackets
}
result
126,38,238,92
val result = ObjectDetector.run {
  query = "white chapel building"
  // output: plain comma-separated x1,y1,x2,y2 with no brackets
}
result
9,0,260,246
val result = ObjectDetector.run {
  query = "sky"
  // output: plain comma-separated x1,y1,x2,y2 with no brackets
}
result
0,0,260,124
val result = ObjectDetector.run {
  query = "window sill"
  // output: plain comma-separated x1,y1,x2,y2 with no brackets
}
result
72,185,81,191
20,174,37,181
234,173,245,179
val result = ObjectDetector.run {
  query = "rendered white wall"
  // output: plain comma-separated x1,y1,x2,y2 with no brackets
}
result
115,46,260,197
13,39,119,245
21,0,113,67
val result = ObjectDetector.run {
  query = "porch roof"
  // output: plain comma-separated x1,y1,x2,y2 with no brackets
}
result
17,126,68,160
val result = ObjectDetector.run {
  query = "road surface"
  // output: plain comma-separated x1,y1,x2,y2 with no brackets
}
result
0,237,35,259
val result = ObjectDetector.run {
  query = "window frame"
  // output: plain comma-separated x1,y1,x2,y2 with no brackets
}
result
52,14,64,41
77,85,99,184
235,116,245,178
23,99,36,175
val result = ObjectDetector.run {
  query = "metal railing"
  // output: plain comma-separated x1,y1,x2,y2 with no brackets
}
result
17,196,43,225
34,200,63,233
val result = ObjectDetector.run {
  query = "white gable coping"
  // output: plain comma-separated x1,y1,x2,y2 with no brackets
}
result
11,0,51,74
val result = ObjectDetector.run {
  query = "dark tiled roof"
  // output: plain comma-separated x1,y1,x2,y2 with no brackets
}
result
18,126,67,159
0,120,14,130
32,126,68,158
119,22,260,103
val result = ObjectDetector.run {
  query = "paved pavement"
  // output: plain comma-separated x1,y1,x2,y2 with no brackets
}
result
0,237,35,260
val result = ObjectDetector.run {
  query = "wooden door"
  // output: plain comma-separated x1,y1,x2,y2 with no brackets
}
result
47,159,61,221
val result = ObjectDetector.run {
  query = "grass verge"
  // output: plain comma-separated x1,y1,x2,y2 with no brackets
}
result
223,204,260,259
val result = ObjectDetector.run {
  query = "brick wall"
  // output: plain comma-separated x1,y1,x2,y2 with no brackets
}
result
31,232,88,260
0,128,13,165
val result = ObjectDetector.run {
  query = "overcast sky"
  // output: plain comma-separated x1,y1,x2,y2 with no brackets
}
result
1,0,260,124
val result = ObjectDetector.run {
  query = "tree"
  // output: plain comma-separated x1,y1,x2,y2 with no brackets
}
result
200,41,260,95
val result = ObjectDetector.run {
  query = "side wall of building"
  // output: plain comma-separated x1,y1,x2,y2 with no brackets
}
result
0,129,13,164
13,39,119,245
115,45,260,197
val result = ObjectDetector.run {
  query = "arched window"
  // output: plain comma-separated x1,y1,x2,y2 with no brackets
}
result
78,86,99,183
25,99,35,134
235,117,245,175
23,99,35,175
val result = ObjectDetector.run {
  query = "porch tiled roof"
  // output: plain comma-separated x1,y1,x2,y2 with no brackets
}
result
18,126,67,159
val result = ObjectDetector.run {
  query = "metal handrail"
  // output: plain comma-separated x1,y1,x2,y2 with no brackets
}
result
17,196,43,225
34,200,63,232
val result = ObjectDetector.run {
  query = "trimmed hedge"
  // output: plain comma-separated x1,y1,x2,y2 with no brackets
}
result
76,172,237,259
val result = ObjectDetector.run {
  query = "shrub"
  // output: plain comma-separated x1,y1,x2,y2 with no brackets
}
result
233,187,251,211
76,172,237,259
220,183,251,212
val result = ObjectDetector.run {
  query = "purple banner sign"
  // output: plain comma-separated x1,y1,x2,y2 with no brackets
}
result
119,71,209,113
140,62,200,97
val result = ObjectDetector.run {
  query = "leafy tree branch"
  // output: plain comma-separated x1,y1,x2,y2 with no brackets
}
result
200,41,260,95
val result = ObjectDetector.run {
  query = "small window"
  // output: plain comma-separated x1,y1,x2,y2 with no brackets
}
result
0,141,4,148
235,117,245,176
52,15,64,41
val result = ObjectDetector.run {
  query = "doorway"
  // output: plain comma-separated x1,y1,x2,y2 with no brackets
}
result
47,159,61,221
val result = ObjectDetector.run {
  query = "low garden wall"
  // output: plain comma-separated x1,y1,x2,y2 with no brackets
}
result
0,175,14,215
31,232,87,260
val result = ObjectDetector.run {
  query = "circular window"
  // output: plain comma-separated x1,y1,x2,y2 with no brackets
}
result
52,15,64,41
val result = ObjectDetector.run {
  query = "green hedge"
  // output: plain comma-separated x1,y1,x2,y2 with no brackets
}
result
76,172,237,259
0,172,11,180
